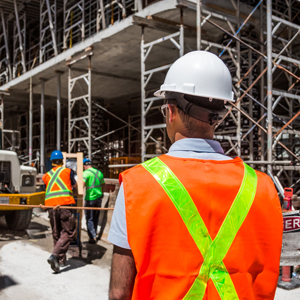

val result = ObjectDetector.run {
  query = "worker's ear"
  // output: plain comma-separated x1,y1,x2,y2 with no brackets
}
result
168,104,177,124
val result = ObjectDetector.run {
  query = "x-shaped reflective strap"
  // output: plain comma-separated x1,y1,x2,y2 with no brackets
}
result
86,168,102,189
46,167,72,199
142,157,257,300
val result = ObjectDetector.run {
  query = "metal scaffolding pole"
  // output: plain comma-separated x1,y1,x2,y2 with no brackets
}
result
56,72,61,150
259,2,265,168
40,0,58,63
0,8,12,82
196,0,201,50
40,80,45,173
29,77,33,165
88,57,92,160
13,0,26,74
140,12,184,161
236,0,241,157
141,26,146,162
0,94,3,149
267,0,273,174
67,50,92,159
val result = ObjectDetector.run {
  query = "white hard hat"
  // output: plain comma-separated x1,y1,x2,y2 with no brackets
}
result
154,51,234,102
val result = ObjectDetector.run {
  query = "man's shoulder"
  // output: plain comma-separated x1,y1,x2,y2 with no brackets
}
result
120,158,155,180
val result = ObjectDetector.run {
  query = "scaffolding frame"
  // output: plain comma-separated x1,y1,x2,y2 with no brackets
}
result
68,53,92,159
13,0,26,78
140,7,185,162
40,0,58,64
0,9,11,85
63,0,85,50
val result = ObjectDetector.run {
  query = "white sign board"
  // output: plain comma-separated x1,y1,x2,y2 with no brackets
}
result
281,211,300,266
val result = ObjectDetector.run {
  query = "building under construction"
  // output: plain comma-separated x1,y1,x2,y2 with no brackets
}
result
0,0,299,192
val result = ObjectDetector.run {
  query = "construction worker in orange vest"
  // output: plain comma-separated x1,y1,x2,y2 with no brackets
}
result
108,51,283,299
43,150,77,273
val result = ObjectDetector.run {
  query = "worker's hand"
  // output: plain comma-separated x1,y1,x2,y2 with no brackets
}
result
53,205,61,210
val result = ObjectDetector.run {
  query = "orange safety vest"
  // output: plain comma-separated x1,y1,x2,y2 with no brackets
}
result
42,166,75,206
120,155,283,300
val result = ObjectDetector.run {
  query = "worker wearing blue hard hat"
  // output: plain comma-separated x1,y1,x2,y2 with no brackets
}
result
83,158,91,165
83,158,105,244
42,150,77,273
50,150,64,161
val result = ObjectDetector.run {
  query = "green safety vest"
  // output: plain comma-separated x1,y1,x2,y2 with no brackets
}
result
45,167,73,201
84,168,104,200
142,157,258,300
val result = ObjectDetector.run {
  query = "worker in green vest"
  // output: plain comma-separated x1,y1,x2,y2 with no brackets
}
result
83,158,105,244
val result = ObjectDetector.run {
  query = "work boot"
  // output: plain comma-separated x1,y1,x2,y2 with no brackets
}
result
59,257,67,268
47,254,60,273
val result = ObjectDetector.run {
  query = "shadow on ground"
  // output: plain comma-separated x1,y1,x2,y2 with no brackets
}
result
80,242,107,263
0,216,50,241
57,244,107,273
0,275,18,290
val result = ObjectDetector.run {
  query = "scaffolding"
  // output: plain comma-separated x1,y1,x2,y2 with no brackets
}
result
0,0,299,192
67,51,92,159
140,7,184,161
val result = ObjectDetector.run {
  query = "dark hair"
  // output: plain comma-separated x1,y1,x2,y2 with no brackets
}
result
52,159,63,165
167,99,214,135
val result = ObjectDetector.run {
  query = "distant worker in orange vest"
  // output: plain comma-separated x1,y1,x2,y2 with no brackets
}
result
108,51,283,299
43,150,77,273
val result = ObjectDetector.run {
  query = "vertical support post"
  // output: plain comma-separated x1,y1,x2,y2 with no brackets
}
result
128,115,131,157
68,67,71,153
98,0,106,31
0,94,3,150
236,0,241,157
180,8,184,57
40,79,45,173
141,27,146,162
82,0,85,41
0,8,12,81
288,0,293,186
259,2,265,170
13,0,26,72
196,0,201,50
63,0,67,50
46,0,58,56
29,77,33,165
267,0,273,174
57,72,61,150
249,49,253,162
88,56,92,160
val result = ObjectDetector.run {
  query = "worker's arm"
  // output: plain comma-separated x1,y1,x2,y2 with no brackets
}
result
109,246,136,300
70,170,77,189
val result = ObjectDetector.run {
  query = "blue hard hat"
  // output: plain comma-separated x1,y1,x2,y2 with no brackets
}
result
83,158,91,165
50,150,64,161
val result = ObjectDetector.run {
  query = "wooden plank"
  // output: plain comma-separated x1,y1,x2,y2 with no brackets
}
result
62,152,83,195
62,152,84,244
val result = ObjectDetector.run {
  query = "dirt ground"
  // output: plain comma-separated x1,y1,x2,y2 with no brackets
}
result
0,212,112,299
0,213,299,299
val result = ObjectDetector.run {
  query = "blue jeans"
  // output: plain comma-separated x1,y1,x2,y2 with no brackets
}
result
85,197,102,239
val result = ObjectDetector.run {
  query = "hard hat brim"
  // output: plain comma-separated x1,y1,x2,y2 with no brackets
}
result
154,89,235,103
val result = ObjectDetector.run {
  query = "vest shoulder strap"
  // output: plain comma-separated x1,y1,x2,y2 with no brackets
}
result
142,157,257,300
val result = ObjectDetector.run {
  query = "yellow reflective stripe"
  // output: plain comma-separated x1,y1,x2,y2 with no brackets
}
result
46,167,63,194
46,167,71,198
142,157,212,255
142,157,257,300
